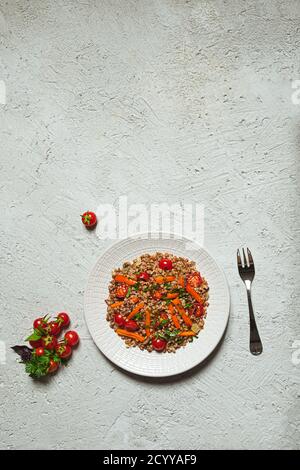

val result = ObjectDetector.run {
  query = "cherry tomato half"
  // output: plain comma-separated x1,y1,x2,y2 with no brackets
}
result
64,330,80,347
115,283,128,299
124,320,139,332
152,337,167,352
189,302,204,318
137,272,150,281
114,313,125,327
186,272,203,288
159,258,173,271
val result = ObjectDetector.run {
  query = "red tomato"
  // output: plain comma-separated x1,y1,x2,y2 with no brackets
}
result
42,335,58,350
48,359,59,374
81,211,97,229
189,302,204,317
47,321,61,336
124,320,138,332
29,339,43,348
159,258,173,270
115,283,128,299
35,347,45,357
114,313,125,327
152,337,167,352
152,290,162,300
55,343,72,359
64,330,79,347
33,317,48,331
56,312,70,327
186,272,203,288
137,272,150,281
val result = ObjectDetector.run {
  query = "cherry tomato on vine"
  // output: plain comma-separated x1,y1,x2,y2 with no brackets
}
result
47,321,61,336
35,347,45,357
33,317,48,331
42,335,58,350
55,343,72,359
56,312,70,328
48,359,59,374
64,330,79,347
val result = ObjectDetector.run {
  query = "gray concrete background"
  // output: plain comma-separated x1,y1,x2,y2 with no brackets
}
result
0,0,299,449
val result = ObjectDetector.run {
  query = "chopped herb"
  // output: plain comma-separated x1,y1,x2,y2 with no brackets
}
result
134,312,143,320
133,282,140,291
126,287,132,298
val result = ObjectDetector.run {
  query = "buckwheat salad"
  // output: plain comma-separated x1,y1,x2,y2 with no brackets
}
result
105,253,209,353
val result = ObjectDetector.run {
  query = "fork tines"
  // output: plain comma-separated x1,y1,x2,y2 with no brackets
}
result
237,247,254,269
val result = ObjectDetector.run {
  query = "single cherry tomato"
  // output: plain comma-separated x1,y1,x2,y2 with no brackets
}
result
189,302,204,317
152,290,162,300
33,317,48,331
48,359,59,374
64,330,79,347
35,347,45,357
115,283,128,299
47,321,61,336
114,313,125,327
42,335,58,350
81,211,97,229
152,337,167,352
124,319,139,331
56,312,70,327
29,339,43,348
186,272,203,288
137,272,150,281
159,258,173,271
55,343,72,359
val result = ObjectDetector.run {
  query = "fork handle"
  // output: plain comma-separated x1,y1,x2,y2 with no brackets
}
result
246,289,263,355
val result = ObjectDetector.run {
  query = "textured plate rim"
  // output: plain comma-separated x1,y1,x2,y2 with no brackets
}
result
84,232,230,377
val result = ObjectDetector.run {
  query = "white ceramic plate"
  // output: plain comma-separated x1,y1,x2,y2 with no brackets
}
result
84,233,230,377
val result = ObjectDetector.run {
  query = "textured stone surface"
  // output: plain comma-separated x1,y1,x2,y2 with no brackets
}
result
0,0,299,450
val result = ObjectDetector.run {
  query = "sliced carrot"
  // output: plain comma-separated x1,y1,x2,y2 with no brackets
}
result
186,283,204,303
154,276,164,284
176,305,193,327
166,293,178,299
171,297,181,305
145,309,151,337
178,331,196,337
165,276,175,282
127,302,144,320
110,301,123,309
168,305,181,329
116,329,146,342
114,274,136,286
129,296,139,304
178,276,185,288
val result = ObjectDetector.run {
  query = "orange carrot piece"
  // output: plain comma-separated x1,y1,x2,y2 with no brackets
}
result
166,293,178,299
145,309,151,336
178,276,185,288
178,331,196,337
127,302,144,320
168,305,181,329
116,329,146,342
165,276,175,282
176,305,193,327
171,297,181,305
129,296,139,304
114,274,136,286
154,276,164,284
186,283,204,304
110,301,123,309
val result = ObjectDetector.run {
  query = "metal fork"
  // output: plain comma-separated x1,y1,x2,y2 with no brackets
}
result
237,248,263,355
